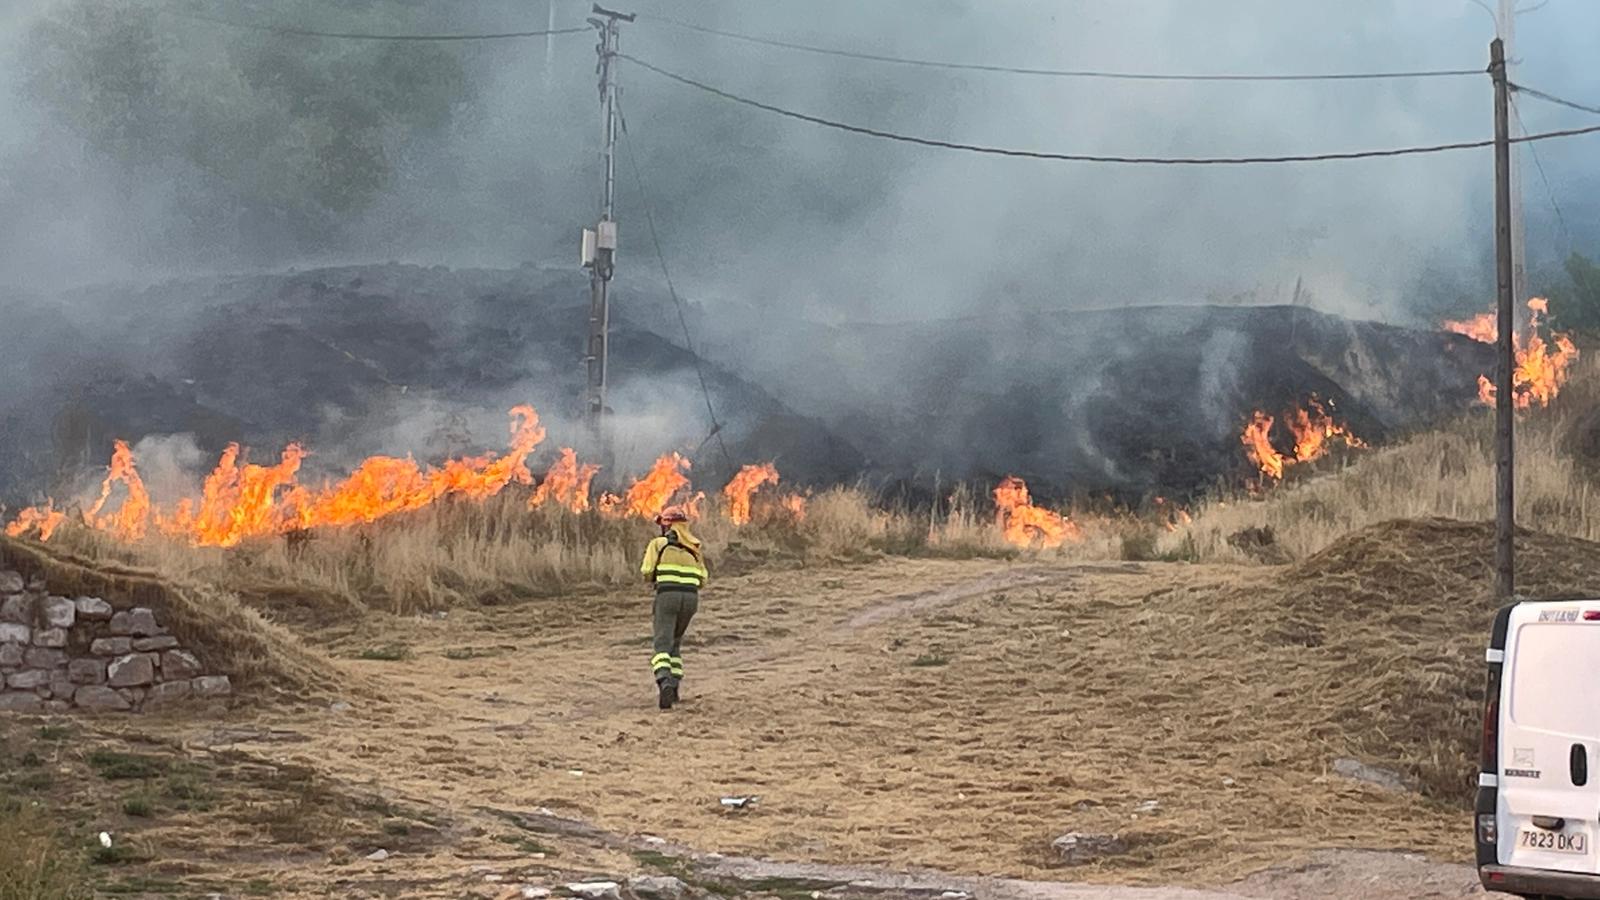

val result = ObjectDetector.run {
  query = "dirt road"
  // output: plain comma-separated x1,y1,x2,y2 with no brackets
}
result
18,553,1494,897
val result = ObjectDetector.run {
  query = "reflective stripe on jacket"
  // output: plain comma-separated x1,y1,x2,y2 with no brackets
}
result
640,525,708,591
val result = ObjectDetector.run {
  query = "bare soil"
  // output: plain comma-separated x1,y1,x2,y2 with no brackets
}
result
4,539,1520,897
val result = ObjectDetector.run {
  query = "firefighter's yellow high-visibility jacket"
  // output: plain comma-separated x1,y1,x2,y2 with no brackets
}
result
640,523,708,591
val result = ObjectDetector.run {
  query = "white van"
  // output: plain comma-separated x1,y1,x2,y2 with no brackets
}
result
1479,600,1600,898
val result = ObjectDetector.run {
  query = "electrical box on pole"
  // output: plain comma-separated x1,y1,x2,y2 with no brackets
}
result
581,4,634,450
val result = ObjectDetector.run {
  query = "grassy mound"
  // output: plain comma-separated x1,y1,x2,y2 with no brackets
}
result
0,535,338,699
1273,517,1600,802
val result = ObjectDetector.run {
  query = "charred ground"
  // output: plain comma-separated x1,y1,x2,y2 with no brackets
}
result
0,265,1491,507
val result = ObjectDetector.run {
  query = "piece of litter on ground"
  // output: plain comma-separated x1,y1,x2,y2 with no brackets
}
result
365,849,390,862
98,832,113,849
568,769,585,777
642,835,666,845
1134,799,1162,814
1222,777,1237,787
719,795,758,809
330,701,353,713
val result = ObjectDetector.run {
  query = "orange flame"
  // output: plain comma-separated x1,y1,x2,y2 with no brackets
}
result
1446,298,1580,410
85,440,153,541
288,405,543,533
1241,411,1286,481
1443,311,1498,343
621,453,693,520
723,463,781,525
4,406,547,547
993,476,1080,549
4,499,67,541
531,448,601,513
1241,397,1366,482
1288,397,1368,462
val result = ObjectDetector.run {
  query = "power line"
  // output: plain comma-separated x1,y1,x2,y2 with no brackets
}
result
164,9,591,42
1512,82,1600,117
620,53,1600,166
639,13,1481,83
1512,98,1575,246
1514,95,1600,308
616,101,735,473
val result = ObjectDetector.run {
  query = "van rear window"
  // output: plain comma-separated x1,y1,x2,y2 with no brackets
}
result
1510,622,1600,735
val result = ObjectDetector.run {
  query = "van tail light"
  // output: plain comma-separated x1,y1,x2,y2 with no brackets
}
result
1479,813,1498,845
1585,610,1600,621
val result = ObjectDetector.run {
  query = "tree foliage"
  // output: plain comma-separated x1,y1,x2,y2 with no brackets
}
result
1548,252,1600,334
23,0,471,249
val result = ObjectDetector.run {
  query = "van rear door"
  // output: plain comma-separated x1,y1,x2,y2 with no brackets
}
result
1498,601,1600,873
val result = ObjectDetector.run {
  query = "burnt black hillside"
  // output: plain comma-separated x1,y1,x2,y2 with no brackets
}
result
0,265,1491,506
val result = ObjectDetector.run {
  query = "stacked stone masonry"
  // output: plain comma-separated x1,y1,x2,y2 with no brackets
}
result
0,568,230,713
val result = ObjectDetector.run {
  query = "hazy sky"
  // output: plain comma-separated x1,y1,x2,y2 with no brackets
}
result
1,0,1597,322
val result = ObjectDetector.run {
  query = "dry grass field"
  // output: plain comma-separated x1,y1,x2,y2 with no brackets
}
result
7,361,1600,898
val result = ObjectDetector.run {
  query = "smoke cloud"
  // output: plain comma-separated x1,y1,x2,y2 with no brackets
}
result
0,0,1597,502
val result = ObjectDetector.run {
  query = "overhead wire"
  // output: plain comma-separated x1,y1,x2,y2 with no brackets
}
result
1511,82,1600,117
162,8,591,42
1512,96,1600,308
620,53,1600,165
637,13,1481,82
616,101,736,473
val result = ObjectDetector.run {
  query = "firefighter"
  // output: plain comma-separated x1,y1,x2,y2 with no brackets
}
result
638,507,707,710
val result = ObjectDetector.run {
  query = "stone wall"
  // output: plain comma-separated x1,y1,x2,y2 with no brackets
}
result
0,568,231,713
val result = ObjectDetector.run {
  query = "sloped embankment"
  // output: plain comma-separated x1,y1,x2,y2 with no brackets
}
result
0,535,339,704
1273,517,1600,801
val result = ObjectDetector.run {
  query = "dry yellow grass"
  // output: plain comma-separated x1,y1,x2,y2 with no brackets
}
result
1166,354,1600,563
0,534,338,697
36,486,1132,616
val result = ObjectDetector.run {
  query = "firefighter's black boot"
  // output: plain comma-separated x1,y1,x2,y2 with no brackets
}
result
657,679,674,710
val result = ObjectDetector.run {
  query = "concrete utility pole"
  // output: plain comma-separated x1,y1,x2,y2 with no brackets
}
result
544,0,558,87
581,4,633,446
1498,0,1529,310
1491,38,1517,600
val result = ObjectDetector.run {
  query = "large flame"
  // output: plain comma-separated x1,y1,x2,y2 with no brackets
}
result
1445,298,1579,410
723,463,780,526
85,440,153,541
1241,397,1366,482
287,405,542,532
531,448,601,513
993,476,1080,549
1241,411,1286,481
1288,397,1368,462
622,453,693,520
4,406,546,546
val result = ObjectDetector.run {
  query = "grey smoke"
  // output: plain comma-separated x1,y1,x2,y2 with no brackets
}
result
0,0,1596,504
1,0,1597,309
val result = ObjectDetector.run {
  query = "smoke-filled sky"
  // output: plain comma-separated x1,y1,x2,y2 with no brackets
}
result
1,0,1597,322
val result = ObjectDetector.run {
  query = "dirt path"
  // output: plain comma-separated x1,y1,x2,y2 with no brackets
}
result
701,849,1483,899
86,554,1483,896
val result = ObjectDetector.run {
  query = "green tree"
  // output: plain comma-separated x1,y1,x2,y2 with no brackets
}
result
1547,252,1600,334
23,0,471,250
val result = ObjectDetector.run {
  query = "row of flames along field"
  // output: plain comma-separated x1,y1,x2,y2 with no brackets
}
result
0,303,1579,552
0,404,1128,551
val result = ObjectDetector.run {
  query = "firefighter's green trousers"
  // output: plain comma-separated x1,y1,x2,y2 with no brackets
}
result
651,589,698,686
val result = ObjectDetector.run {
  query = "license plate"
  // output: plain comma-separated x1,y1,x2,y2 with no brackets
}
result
1520,829,1589,854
